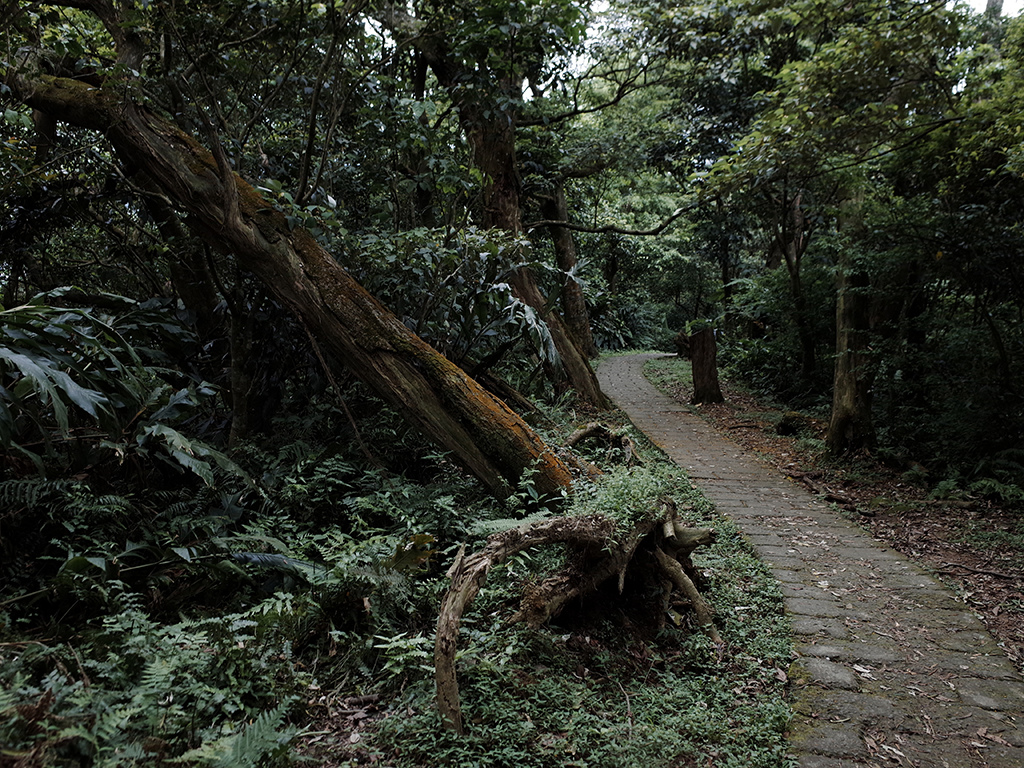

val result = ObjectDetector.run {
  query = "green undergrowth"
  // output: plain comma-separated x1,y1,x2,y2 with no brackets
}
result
642,354,693,396
1,383,793,767
358,463,795,768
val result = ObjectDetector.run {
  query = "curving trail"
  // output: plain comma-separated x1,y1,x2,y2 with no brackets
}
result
598,353,1024,768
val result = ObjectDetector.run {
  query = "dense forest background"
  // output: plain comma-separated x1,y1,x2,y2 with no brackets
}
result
2,0,1023,765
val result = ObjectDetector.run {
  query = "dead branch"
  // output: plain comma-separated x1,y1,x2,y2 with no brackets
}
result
435,515,615,734
824,492,856,508
525,203,697,237
940,562,1020,580
566,422,638,466
653,547,723,647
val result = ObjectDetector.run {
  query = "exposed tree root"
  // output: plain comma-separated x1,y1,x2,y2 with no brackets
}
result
565,422,639,466
434,500,719,733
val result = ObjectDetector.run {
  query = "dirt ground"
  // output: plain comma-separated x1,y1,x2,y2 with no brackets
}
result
651,363,1024,673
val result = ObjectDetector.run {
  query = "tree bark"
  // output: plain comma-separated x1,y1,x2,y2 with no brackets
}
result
9,73,575,497
690,327,724,404
540,183,599,359
399,17,609,407
826,190,876,455
768,188,815,379
826,261,876,454
460,109,609,408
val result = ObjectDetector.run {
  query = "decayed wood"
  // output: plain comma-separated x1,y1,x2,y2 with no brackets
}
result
435,515,615,734
565,422,638,465
434,505,719,734
515,514,662,628
652,547,723,646
565,422,614,446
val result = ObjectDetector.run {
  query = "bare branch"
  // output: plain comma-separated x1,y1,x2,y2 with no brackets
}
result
526,203,697,237
520,59,662,128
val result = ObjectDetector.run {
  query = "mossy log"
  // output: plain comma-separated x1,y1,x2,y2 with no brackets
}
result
434,502,718,734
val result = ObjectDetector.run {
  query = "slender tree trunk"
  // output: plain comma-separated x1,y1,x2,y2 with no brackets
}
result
11,74,575,497
826,262,875,454
789,270,817,380
826,190,876,455
541,183,598,358
772,191,815,380
766,188,815,379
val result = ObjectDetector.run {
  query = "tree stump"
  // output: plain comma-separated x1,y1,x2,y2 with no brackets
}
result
689,327,724,404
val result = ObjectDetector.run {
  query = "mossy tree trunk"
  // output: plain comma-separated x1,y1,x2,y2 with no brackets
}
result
827,260,876,455
827,188,876,455
9,73,575,497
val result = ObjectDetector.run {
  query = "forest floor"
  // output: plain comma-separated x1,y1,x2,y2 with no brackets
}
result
644,355,1024,673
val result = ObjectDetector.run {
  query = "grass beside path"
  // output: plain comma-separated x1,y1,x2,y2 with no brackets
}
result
357,464,796,768
303,397,797,767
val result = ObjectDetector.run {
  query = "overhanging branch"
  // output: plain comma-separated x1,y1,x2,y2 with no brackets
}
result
526,203,697,237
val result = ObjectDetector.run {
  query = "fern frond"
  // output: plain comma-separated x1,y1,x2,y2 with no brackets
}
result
220,702,294,767
174,702,295,767
470,509,554,536
231,552,331,585
0,477,72,512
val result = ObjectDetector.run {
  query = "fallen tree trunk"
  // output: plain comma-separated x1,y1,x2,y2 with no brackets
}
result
6,73,575,498
434,502,719,734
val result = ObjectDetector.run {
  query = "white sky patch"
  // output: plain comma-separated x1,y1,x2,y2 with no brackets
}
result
966,0,1024,16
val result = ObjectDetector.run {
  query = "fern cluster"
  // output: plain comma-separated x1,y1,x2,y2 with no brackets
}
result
1,591,306,767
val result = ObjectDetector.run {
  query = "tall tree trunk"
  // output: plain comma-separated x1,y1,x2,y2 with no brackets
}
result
11,74,575,497
462,111,609,408
826,190,876,455
400,13,609,406
768,188,815,379
540,183,599,359
789,272,817,380
826,263,875,454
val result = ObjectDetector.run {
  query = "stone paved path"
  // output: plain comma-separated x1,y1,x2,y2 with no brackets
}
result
597,354,1024,768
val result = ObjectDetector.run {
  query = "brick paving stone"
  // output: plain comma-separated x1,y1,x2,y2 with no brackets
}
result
597,354,1024,768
